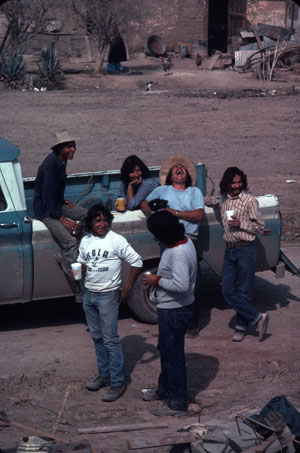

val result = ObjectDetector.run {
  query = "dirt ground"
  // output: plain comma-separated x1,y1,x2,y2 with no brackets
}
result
0,55,300,452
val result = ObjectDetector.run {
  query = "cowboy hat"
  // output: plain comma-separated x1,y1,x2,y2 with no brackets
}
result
159,156,197,186
51,130,75,149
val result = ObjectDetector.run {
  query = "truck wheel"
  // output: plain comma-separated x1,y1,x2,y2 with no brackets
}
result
128,265,158,324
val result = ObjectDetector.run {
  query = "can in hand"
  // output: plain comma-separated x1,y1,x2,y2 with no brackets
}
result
72,220,81,236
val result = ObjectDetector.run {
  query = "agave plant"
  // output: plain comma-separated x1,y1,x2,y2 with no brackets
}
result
0,49,26,88
37,42,65,90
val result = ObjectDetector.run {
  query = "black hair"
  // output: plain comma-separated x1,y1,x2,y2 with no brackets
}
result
120,155,151,185
219,167,248,195
85,203,114,232
52,141,76,156
165,167,192,187
147,210,185,246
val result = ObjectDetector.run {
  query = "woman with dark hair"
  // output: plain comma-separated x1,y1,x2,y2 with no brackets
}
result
142,211,197,416
118,155,159,211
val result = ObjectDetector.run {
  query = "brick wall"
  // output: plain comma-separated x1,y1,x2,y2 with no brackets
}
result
125,0,208,51
37,0,208,55
247,0,287,27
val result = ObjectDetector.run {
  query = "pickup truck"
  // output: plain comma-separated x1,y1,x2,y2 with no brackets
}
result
1,137,299,324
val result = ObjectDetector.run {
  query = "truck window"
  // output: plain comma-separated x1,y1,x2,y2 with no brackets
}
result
0,186,7,211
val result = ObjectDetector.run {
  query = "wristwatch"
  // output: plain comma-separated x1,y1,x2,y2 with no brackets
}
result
175,210,180,217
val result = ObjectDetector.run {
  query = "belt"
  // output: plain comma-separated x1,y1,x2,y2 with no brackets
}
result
226,240,251,249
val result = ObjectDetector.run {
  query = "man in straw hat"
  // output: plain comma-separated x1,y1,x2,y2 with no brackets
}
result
33,130,87,298
141,156,204,337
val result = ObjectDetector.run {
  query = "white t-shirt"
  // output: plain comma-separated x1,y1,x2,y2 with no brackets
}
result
77,230,143,292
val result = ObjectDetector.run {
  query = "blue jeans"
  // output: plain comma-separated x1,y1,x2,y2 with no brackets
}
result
222,243,261,331
83,289,124,387
156,304,193,411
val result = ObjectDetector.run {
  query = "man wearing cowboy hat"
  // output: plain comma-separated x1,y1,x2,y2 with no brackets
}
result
141,156,204,336
33,130,87,279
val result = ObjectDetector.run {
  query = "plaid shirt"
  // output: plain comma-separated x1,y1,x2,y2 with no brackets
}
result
205,190,265,242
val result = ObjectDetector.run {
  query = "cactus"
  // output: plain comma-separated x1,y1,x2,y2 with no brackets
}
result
0,49,25,88
37,42,65,90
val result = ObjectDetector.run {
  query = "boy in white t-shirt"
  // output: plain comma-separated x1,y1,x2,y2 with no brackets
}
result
77,204,142,402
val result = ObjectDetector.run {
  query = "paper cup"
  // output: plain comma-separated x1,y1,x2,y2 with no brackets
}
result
114,197,126,211
226,210,235,221
71,262,82,280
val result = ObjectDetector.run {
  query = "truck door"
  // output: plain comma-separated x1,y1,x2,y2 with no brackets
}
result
0,170,32,303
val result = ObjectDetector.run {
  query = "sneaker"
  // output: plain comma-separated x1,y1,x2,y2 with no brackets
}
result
149,405,188,417
142,390,166,402
102,385,126,402
85,375,110,391
232,330,245,342
257,313,270,342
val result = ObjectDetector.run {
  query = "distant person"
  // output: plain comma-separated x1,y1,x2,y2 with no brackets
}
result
142,211,197,416
106,34,127,74
118,155,159,211
33,130,87,299
205,167,269,342
77,204,142,402
141,156,204,338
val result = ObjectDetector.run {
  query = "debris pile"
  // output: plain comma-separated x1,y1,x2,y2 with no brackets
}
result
234,23,300,81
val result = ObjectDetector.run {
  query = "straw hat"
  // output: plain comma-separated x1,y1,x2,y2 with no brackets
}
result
159,156,197,186
51,130,75,150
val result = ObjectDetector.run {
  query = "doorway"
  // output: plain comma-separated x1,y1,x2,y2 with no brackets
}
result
208,0,247,56
208,0,229,56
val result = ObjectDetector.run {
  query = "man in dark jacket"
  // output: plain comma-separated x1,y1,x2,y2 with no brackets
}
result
34,130,87,276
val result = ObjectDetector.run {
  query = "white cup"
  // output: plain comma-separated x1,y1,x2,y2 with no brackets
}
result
226,210,235,222
71,262,82,280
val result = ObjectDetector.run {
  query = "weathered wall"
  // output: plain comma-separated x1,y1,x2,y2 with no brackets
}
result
45,0,208,53
247,0,287,27
1,0,297,62
0,13,7,40
125,0,208,52
0,0,208,60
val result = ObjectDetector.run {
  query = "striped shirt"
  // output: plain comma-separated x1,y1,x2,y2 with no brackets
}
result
205,190,265,242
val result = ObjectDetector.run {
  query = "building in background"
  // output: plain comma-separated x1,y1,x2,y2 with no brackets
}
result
0,0,299,63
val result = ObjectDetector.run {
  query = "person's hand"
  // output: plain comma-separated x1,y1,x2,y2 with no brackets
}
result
129,176,142,186
142,273,157,288
228,215,240,228
59,216,81,234
120,283,132,304
64,199,76,208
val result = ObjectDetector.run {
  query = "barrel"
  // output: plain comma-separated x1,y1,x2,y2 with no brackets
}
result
144,35,166,57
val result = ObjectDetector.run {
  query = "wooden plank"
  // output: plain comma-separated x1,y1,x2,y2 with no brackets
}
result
126,432,198,450
251,24,264,51
205,52,221,70
0,416,69,444
77,421,168,435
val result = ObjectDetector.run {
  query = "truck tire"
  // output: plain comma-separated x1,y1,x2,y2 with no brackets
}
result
128,265,158,324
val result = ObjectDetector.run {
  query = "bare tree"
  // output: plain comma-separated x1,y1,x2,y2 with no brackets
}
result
0,0,48,54
73,0,145,74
